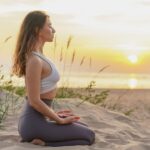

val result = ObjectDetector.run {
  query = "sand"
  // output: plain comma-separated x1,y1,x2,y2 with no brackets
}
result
0,89,150,150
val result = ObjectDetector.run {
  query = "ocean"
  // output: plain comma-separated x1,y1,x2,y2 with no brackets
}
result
1,70,150,89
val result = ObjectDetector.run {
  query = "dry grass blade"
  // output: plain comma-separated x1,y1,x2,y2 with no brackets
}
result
4,36,12,43
98,65,110,73
71,49,76,64
80,56,85,66
66,35,73,49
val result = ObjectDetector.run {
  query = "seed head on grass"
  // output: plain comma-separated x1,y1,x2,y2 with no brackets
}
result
80,56,85,66
66,35,73,49
4,36,12,43
98,65,110,73
71,49,76,64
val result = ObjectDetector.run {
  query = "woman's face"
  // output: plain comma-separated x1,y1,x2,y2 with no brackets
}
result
39,17,56,42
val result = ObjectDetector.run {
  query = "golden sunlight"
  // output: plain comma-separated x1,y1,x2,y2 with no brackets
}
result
128,78,138,89
127,54,138,64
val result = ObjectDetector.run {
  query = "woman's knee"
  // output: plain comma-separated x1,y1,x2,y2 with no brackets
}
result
89,130,95,145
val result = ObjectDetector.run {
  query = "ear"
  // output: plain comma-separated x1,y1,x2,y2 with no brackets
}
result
37,28,43,37
35,27,39,34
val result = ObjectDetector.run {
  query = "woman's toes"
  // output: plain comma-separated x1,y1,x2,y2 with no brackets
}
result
31,139,45,146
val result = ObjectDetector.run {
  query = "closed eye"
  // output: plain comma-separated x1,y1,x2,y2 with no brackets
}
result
48,23,52,27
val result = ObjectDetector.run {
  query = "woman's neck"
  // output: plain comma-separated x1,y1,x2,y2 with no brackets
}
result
34,39,45,54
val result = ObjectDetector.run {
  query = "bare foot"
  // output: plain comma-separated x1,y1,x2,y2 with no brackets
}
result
31,139,46,146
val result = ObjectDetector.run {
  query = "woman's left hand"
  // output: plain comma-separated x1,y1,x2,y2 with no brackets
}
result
56,109,74,118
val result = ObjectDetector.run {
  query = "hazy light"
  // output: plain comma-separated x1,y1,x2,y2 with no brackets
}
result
128,78,138,89
128,54,138,64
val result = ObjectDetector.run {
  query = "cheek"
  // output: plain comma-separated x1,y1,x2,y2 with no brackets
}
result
39,26,53,41
45,26,52,33
41,28,52,39
45,28,53,37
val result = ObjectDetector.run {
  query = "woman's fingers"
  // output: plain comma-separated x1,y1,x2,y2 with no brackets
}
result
74,116,80,119
56,110,80,120
72,116,80,122
56,111,73,115
63,113,74,117
58,113,74,118
58,115,81,124
65,116,80,123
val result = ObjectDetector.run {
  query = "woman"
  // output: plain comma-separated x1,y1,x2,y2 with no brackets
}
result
12,10,95,147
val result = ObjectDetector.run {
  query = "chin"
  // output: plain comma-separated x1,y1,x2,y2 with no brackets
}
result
47,38,53,42
50,37,54,41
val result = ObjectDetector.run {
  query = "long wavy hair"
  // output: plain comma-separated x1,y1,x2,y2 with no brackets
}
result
12,10,49,77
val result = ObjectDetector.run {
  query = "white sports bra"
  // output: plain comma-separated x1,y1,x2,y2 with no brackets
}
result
32,51,60,94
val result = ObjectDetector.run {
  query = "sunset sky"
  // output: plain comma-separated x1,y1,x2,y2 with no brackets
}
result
0,0,150,74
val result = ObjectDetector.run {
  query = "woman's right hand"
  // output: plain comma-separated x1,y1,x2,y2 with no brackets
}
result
58,115,80,125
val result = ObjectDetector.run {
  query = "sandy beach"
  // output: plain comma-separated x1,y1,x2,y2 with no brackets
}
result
0,88,150,150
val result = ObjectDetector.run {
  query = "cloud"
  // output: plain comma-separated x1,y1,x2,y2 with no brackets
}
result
0,0,46,14
139,0,150,6
0,0,44,5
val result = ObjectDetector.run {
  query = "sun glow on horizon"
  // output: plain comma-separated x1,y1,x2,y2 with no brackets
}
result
1,0,150,74
128,78,138,89
127,54,138,64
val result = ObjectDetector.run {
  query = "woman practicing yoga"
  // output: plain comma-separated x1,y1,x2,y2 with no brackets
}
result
12,10,95,147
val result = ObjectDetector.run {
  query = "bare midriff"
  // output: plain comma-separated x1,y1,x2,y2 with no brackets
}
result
39,88,58,100
25,88,58,100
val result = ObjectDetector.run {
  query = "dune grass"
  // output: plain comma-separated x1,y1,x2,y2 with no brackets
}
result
0,35,110,127
50,35,110,101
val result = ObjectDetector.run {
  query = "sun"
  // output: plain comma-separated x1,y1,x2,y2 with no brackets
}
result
128,78,138,89
127,54,138,64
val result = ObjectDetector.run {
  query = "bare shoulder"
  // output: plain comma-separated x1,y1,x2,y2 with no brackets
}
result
26,53,42,67
25,53,42,78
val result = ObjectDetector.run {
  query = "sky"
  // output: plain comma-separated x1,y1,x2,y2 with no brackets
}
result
0,0,150,74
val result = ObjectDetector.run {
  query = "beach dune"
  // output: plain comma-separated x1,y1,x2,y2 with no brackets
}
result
0,90,150,150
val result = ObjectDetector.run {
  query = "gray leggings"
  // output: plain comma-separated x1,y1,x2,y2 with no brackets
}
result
18,97,95,147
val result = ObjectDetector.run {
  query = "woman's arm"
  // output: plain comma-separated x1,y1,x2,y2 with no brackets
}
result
25,55,62,123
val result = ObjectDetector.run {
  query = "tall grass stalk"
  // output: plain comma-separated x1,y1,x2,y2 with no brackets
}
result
65,49,76,87
60,35,73,96
0,66,24,127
